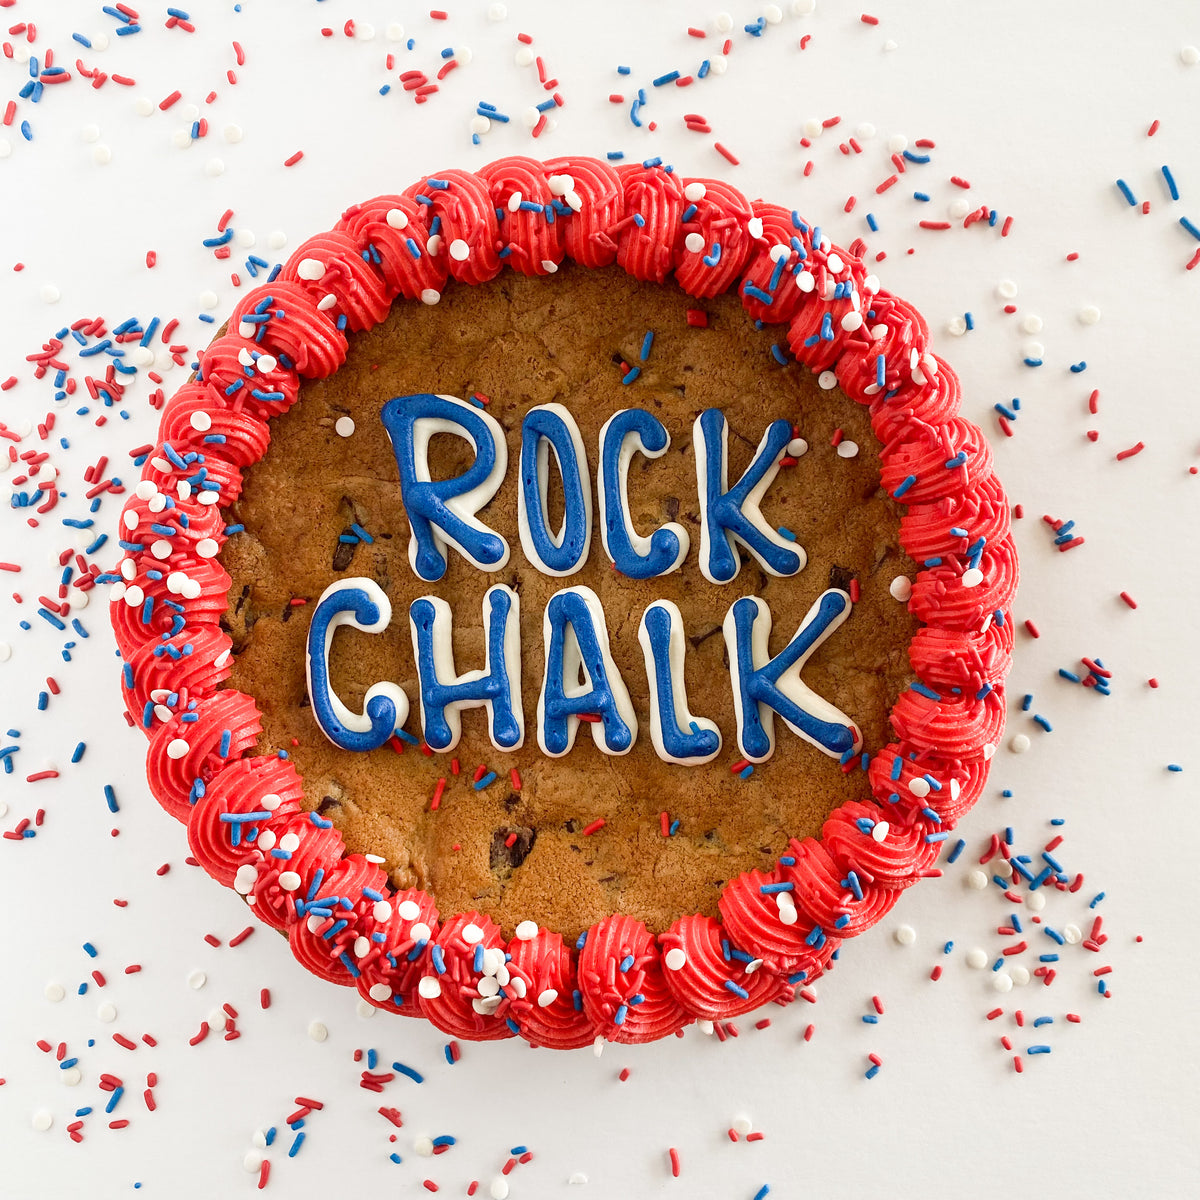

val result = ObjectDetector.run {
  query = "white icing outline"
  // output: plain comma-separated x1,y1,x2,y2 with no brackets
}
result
305,577,410,748
596,409,690,576
637,600,722,765
723,591,859,764
694,410,807,585
408,583,524,753
536,585,638,758
516,402,592,577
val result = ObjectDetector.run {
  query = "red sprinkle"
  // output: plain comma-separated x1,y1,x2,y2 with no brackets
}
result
283,150,304,167
669,1147,681,1176
1115,441,1145,461
581,818,606,836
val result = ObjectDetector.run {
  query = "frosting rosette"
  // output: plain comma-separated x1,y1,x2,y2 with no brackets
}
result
354,887,442,1017
505,928,605,1049
615,160,686,283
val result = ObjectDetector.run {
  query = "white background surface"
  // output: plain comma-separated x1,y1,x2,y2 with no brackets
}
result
2,2,1198,1197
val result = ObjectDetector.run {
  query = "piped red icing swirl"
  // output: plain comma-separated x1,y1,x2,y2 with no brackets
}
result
112,156,1016,1047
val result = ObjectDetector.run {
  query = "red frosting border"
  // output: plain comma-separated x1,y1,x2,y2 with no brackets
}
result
110,155,1017,1048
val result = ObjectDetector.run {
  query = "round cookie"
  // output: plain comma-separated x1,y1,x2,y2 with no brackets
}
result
111,156,1016,1047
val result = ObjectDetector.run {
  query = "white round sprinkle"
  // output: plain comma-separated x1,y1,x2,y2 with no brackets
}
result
234,864,258,894
514,919,539,941
487,3,507,19
889,576,912,602
992,972,1014,993
297,257,326,281
715,12,734,33
708,56,727,75
0,641,11,664
731,1114,753,1136
410,921,432,942
962,567,984,588
205,157,225,177
334,416,356,438
1010,733,1031,754
802,117,824,138
887,133,908,154
683,181,707,202
44,982,66,1003
355,21,375,40
414,1136,434,1157
1021,314,1044,334
449,238,471,262
308,1020,328,1042
792,0,817,14
171,128,192,150
786,437,808,458
279,832,300,852
80,123,101,144
462,923,485,945
907,776,931,799
777,904,798,926
835,439,859,459
764,4,783,22
470,114,491,135
189,411,213,433
965,869,989,890
568,1172,589,1185
62,1067,83,1087
417,976,442,1000
533,987,559,1008
97,1002,117,1023
946,316,967,336
166,738,190,760
948,197,970,220
41,284,61,304
368,982,391,1002
268,230,288,251
278,871,302,892
996,279,1018,300
93,144,112,166
1078,305,1101,325
223,124,244,144
398,899,421,921
195,538,219,559
1063,923,1083,945
965,947,989,969
32,1110,53,1132
135,96,154,116
1024,340,1045,360
663,947,687,971
684,231,706,254
1182,45,1200,65
817,369,838,390
420,289,441,306
188,970,207,990
386,22,406,40
1025,890,1047,913
244,1153,264,1174
371,900,392,924
490,1177,510,1200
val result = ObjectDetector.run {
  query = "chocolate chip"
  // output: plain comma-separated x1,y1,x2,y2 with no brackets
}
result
332,532,356,572
664,495,680,522
234,584,250,616
688,624,722,651
281,603,294,623
503,792,521,812
829,564,856,592
490,826,536,871
316,796,341,815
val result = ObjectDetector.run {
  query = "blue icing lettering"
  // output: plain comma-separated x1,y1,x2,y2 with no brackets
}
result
637,601,721,765
538,586,637,757
694,408,806,584
597,408,689,579
517,403,592,577
380,392,509,583
409,584,523,752
305,578,410,752
723,589,859,763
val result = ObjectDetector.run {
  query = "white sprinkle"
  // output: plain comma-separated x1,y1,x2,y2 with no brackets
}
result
410,921,432,942
93,144,112,166
31,1110,53,1132
684,231,706,253
816,369,838,389
355,21,375,40
334,416,356,438
1025,890,1047,913
992,972,1014,993
233,864,258,895
1009,964,1031,986
223,124,244,144
568,1172,589,1185
996,278,1018,300
684,181,707,202
449,238,471,262
948,197,970,220
962,567,984,588
856,121,876,139
134,96,154,116
715,12,734,32
487,4,507,19
385,22,406,40
279,832,300,852
965,869,989,891
462,922,485,945
188,969,208,990
420,289,441,305
308,1020,329,1042
195,538,219,559
786,437,808,458
1078,305,1101,325
1010,733,1031,754
887,133,908,155
368,982,391,1002
946,316,967,336
398,899,421,921
792,0,817,14
166,738,190,760
205,157,225,177
40,284,61,304
965,948,989,969
278,870,302,892
244,1153,264,1174
777,904,799,926
514,45,534,67
836,439,859,459
80,123,101,144
708,56,727,75
297,257,326,281
764,3,783,22
62,1067,83,1087
489,1177,510,1200
0,138,10,159
731,1114,753,1137
1021,314,1044,334
663,947,687,971
414,1136,434,1157
802,117,824,138
97,1002,117,1023
44,982,66,1003
199,289,219,309
1182,45,1200,65
889,576,912,602
1063,923,1083,945
514,919,538,941
268,230,288,250
170,128,192,150
907,777,931,799
470,114,491,134
417,976,442,1000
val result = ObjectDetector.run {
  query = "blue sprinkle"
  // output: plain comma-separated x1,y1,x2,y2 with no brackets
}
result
1032,714,1053,733
1115,179,1137,206
1162,164,1180,201
391,1061,424,1084
83,942,98,958
1180,215,1200,241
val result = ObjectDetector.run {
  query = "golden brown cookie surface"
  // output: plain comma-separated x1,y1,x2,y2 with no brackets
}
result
221,264,916,938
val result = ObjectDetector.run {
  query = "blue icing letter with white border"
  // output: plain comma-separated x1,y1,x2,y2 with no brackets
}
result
517,403,592,577
723,589,859,763
408,584,523,753
306,578,410,752
637,600,721,765
538,585,638,757
597,408,690,579
694,407,806,584
380,392,509,583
